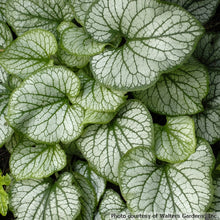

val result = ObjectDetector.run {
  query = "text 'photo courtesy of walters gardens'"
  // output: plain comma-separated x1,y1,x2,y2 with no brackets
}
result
0,0,219,219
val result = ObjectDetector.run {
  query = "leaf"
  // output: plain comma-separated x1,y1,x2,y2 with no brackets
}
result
119,138,215,215
74,160,106,203
209,176,220,212
6,0,74,36
76,100,154,183
85,0,203,91
0,66,13,147
0,0,7,21
165,0,220,24
154,116,196,163
10,172,81,220
4,133,20,154
73,172,96,220
134,58,209,116
0,29,57,79
99,189,132,220
61,27,106,56
0,21,13,49
83,109,115,125
0,170,10,216
194,32,220,71
10,141,66,180
7,66,84,144
70,69,126,112
193,71,220,144
71,0,95,26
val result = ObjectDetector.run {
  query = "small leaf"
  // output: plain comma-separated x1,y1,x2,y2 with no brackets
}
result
6,0,74,36
10,172,81,220
74,172,96,220
0,21,13,49
71,0,95,26
165,0,220,24
0,170,10,216
194,32,220,71
119,138,215,215
8,66,84,144
83,109,115,125
76,100,154,183
74,160,106,203
10,142,66,180
61,27,106,56
99,189,132,220
193,71,220,144
0,29,57,79
209,176,220,212
85,0,203,90
134,58,209,116
155,116,196,163
70,69,126,112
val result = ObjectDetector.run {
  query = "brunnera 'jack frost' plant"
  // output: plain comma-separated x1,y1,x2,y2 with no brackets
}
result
0,0,219,219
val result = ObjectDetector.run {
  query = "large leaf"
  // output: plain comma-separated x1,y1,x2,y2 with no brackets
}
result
119,139,215,215
85,0,203,91
70,69,126,112
6,0,74,36
165,0,220,24
73,172,96,220
99,190,132,220
0,29,57,79
0,170,10,216
61,27,106,56
0,66,13,147
194,32,220,71
10,172,81,220
134,58,209,116
76,100,154,183
193,71,220,144
155,116,196,163
0,21,13,49
74,160,106,203
7,66,84,144
10,141,66,180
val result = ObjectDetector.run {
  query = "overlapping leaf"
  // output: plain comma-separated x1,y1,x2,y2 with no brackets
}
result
193,71,220,144
10,172,81,220
165,0,219,24
119,139,215,215
155,116,196,163
7,66,84,144
85,0,203,91
70,70,126,112
76,100,154,183
6,0,74,36
0,29,57,79
0,22,13,49
10,141,66,180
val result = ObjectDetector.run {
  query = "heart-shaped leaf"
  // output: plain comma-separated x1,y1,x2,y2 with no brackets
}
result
194,32,220,71
6,0,74,36
85,0,203,91
0,170,10,216
70,69,126,112
134,58,209,116
119,138,215,215
99,189,132,220
73,172,96,220
165,0,220,24
0,66,13,147
154,116,196,163
10,172,81,220
76,100,154,183
0,21,13,49
7,66,84,144
0,29,57,79
193,71,220,144
10,141,66,180
74,160,106,203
